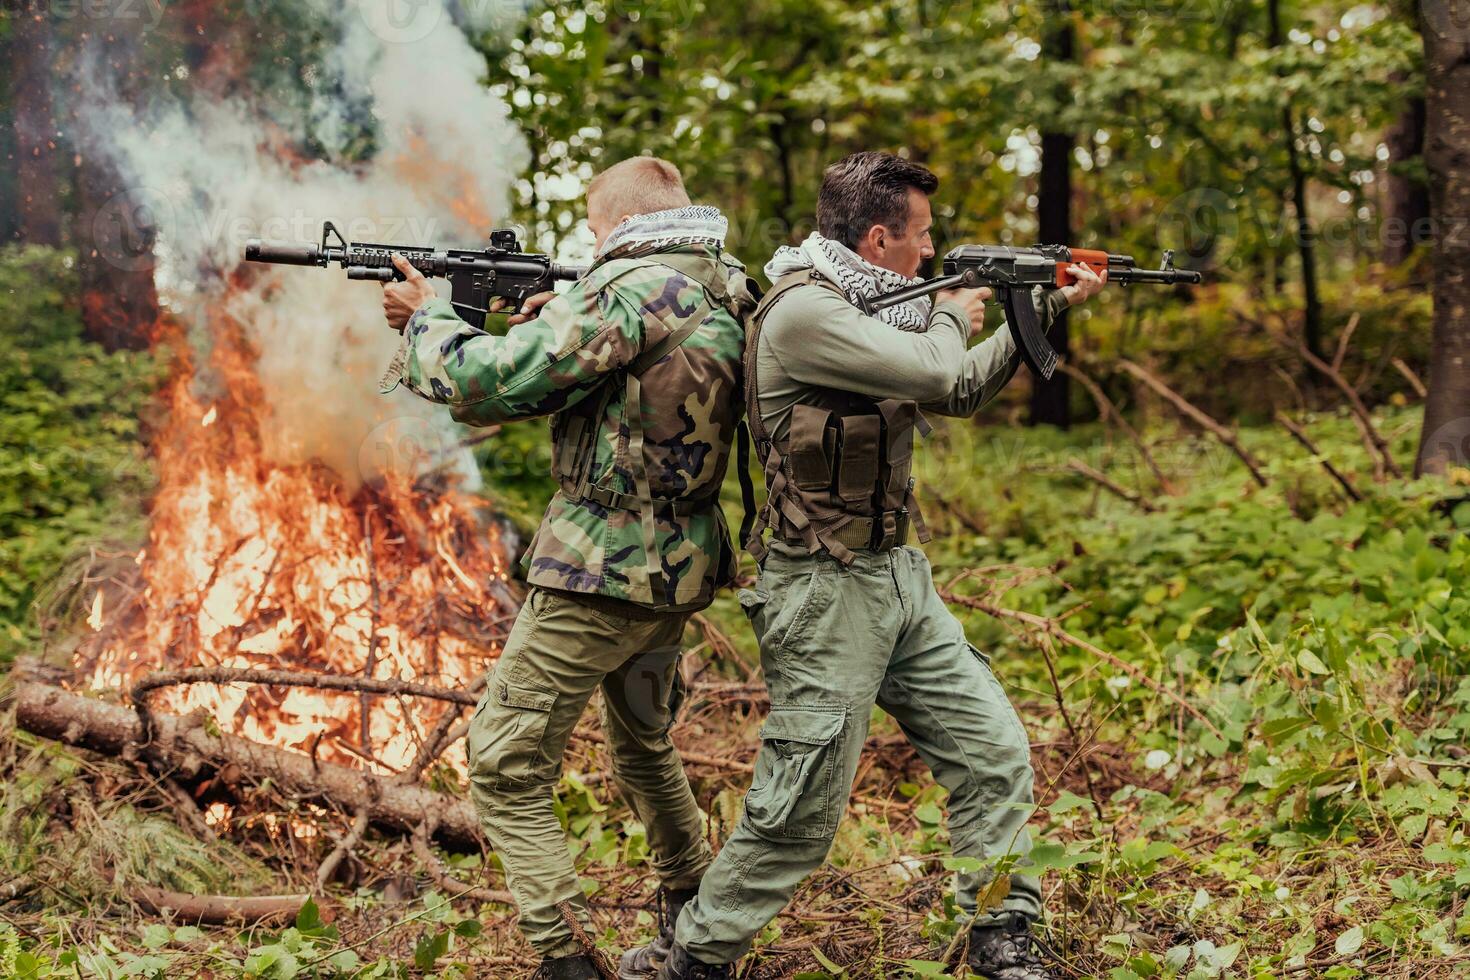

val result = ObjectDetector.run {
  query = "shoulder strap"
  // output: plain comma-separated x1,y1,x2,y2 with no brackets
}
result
744,269,844,446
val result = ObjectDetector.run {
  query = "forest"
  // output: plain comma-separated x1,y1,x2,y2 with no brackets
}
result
1,0,1468,977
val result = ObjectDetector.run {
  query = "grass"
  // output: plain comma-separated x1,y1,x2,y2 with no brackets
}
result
3,321,1468,977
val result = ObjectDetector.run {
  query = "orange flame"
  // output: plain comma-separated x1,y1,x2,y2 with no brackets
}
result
76,309,517,778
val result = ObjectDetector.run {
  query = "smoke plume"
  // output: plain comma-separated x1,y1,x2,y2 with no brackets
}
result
80,0,529,488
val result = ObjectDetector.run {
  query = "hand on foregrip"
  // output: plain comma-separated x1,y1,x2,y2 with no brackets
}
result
1060,264,1106,306
381,253,438,332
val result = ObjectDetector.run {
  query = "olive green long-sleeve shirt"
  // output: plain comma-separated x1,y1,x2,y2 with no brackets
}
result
754,283,1070,443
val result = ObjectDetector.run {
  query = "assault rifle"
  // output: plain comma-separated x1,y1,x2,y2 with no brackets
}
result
244,221,585,329
861,245,1202,379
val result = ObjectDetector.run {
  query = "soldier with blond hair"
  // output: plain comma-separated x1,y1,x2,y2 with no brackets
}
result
382,156,755,980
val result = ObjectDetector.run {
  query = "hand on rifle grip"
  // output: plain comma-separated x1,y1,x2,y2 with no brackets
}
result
934,284,993,339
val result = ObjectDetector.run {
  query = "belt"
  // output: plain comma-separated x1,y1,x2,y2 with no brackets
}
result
781,510,911,552
571,484,714,516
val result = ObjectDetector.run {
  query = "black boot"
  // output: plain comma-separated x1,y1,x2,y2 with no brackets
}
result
533,953,601,980
653,943,733,980
965,911,1054,980
617,885,699,979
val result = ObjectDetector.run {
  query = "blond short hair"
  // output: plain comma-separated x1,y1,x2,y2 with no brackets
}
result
587,156,691,221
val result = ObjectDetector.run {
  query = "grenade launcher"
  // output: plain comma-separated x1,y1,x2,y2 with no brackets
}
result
860,245,1202,379
244,221,586,330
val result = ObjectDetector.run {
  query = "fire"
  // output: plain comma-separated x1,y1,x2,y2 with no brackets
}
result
75,311,519,778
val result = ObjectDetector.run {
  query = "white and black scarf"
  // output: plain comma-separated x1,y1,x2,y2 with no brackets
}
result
764,232,930,331
595,205,729,262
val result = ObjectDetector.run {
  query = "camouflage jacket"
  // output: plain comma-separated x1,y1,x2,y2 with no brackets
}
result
381,243,749,610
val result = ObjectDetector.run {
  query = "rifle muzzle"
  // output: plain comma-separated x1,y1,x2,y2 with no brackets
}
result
244,239,323,267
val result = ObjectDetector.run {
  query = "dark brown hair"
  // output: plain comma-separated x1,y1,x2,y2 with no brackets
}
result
817,152,939,250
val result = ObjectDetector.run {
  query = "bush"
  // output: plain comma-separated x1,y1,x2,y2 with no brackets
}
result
0,246,161,664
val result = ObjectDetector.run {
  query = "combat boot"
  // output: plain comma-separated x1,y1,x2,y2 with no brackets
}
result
532,953,601,979
965,911,1054,980
617,885,699,979
653,943,733,979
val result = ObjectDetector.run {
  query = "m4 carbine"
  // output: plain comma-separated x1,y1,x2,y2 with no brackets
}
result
861,245,1202,379
244,221,585,330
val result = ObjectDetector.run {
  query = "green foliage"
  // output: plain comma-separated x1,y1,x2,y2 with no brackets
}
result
0,246,161,663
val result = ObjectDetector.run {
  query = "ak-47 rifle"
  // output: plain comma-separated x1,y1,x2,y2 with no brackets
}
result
244,221,585,330
861,245,1202,379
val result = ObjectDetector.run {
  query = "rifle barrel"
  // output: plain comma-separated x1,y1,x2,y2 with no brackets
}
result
1114,267,1202,285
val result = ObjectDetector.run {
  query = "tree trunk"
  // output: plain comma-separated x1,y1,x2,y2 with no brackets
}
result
1383,95,1432,266
1414,0,1470,476
1268,0,1325,359
75,150,159,351
10,13,63,246
1029,0,1076,428
69,22,161,351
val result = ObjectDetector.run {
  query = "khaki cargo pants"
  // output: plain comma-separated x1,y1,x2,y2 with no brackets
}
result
467,587,713,959
676,542,1041,964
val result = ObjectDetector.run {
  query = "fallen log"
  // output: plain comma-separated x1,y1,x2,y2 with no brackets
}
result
13,680,484,851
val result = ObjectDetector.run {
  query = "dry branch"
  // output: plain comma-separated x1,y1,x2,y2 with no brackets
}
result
1391,357,1428,398
1118,360,1269,487
315,808,369,892
124,879,309,925
131,667,478,712
1057,362,1175,494
409,820,513,906
1274,412,1364,502
1238,312,1404,479
15,680,485,850
1065,459,1158,512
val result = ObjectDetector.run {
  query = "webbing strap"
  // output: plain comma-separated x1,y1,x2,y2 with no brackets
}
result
736,421,756,550
624,372,670,606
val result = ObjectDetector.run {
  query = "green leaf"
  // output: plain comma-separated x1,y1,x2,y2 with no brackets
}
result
809,947,846,974
1047,790,1093,815
1334,925,1365,956
1297,650,1331,675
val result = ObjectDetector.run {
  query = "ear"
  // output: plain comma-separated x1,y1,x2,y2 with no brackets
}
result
618,214,635,226
855,224,887,263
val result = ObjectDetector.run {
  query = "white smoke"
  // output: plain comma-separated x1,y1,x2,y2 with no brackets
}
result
83,0,532,490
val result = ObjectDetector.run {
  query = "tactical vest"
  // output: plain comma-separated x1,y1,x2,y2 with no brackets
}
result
550,250,754,606
743,270,931,564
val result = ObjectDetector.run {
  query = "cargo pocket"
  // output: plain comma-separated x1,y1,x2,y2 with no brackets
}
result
468,680,558,788
743,704,846,840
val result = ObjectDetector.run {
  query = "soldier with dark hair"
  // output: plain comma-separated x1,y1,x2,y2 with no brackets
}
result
381,156,755,980
631,151,1106,980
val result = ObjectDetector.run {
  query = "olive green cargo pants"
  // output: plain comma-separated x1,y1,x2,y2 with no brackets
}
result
466,588,713,959
676,543,1041,964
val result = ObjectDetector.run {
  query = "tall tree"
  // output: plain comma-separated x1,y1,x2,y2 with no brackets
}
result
1414,0,1470,475
10,12,62,246
1267,0,1325,359
1030,0,1076,428
1383,94,1431,265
